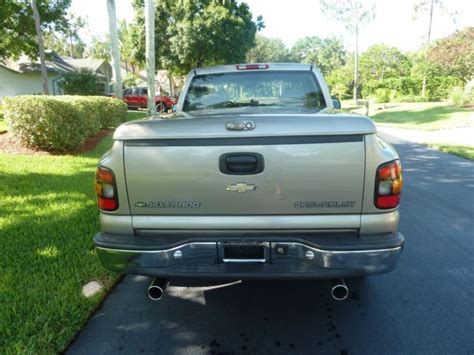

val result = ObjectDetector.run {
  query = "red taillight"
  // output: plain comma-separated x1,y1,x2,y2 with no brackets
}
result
236,64,269,70
95,166,118,211
375,160,403,209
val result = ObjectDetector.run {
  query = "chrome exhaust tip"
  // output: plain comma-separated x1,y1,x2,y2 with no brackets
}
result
330,278,349,301
147,278,170,301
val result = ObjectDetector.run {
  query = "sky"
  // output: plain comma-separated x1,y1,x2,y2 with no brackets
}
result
71,0,474,53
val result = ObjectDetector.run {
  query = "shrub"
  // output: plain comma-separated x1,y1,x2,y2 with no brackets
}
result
370,88,395,103
449,86,471,107
93,97,128,128
361,76,462,101
2,95,127,151
2,96,85,151
61,96,102,137
392,95,429,103
61,67,105,95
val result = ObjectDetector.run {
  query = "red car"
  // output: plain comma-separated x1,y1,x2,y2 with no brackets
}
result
122,87,176,111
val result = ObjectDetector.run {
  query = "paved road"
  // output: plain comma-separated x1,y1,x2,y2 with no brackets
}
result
68,141,474,355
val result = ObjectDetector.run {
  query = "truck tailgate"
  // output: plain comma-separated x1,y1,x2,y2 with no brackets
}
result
124,135,365,216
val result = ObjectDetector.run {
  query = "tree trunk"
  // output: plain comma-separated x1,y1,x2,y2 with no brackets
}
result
145,0,156,114
422,0,435,98
69,33,74,58
107,0,123,99
353,21,359,102
30,0,49,95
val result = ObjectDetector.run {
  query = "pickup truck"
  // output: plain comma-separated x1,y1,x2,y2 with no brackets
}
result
94,63,404,301
122,87,176,111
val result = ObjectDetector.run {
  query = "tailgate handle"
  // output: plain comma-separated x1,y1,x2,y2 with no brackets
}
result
219,153,264,175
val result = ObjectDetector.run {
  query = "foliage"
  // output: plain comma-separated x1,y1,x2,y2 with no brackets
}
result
44,31,85,58
449,86,472,107
123,73,141,87
43,13,87,58
86,20,145,74
131,0,263,74
428,27,474,82
370,88,396,103
290,36,346,76
246,35,290,63
93,96,128,128
86,36,111,61
61,68,104,96
2,96,127,151
3,96,84,151
61,96,102,137
320,0,375,99
0,0,71,58
359,44,411,81
361,76,462,101
326,60,354,99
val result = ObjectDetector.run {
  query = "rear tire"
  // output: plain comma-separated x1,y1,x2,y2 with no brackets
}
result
156,102,166,112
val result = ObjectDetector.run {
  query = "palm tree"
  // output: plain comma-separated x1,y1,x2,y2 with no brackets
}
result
107,0,123,99
30,0,49,95
145,0,156,114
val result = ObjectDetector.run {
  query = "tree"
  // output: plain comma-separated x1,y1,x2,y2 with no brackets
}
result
44,31,85,58
131,0,263,75
291,36,346,76
63,13,86,58
428,27,474,82
326,59,354,99
0,0,71,59
85,36,111,61
30,0,49,94
413,0,458,96
86,22,140,73
118,20,140,73
320,0,375,100
246,35,290,63
359,44,411,81
61,68,103,95
144,0,156,114
107,0,123,99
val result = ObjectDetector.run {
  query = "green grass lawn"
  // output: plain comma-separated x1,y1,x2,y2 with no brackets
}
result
428,144,474,160
0,112,150,353
341,101,473,130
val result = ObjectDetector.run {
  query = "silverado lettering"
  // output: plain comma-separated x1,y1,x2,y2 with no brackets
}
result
135,201,201,208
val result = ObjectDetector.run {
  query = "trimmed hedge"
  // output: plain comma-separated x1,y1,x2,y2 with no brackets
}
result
362,76,462,101
2,95,127,151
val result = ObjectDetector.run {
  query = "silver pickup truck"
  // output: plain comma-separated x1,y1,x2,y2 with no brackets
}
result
94,63,404,301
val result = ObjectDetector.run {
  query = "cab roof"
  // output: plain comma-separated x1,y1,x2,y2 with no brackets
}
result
194,63,316,76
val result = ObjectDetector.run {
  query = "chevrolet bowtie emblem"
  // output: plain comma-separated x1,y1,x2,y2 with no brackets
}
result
226,183,257,193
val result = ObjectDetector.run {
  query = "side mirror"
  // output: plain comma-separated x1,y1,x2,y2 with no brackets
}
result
331,97,341,109
172,104,177,112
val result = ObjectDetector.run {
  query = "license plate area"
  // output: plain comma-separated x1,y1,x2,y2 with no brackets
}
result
219,242,269,263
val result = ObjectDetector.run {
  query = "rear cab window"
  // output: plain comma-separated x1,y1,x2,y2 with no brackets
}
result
183,70,326,114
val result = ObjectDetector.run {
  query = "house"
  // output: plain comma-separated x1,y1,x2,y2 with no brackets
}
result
0,51,112,98
64,57,113,94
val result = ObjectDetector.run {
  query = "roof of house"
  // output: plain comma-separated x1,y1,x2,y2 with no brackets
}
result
0,51,110,77
64,58,108,71
0,51,75,74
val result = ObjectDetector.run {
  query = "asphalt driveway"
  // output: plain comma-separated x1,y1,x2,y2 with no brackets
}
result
68,141,474,355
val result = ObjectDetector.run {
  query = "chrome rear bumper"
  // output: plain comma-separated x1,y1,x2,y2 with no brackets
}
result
95,233,403,279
